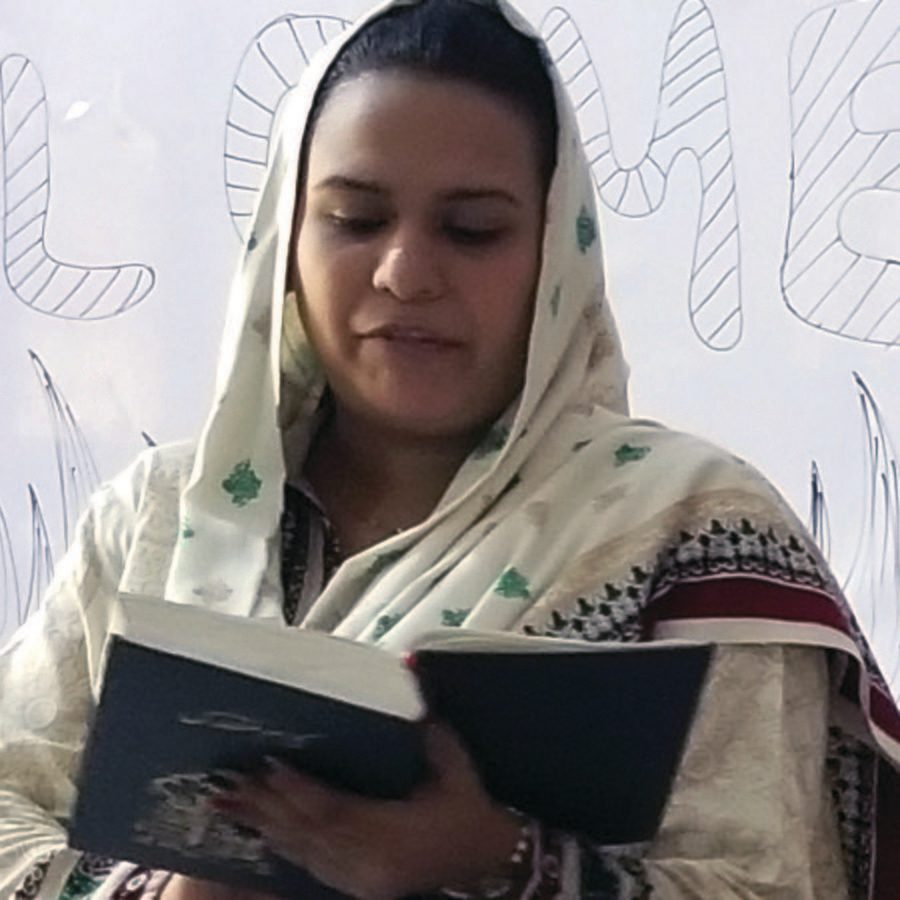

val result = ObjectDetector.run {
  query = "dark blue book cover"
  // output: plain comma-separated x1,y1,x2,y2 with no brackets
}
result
69,638,427,897
68,598,712,897
412,641,713,845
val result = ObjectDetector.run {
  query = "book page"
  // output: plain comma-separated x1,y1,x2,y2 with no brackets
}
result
112,595,425,720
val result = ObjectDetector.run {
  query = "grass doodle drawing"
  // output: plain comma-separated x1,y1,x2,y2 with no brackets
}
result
0,352,101,637
0,479,53,638
811,373,900,696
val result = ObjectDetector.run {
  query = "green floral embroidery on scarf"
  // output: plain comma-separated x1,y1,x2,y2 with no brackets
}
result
367,549,406,577
373,613,402,639
473,424,510,459
441,608,469,627
247,232,258,251
549,284,562,317
222,460,262,507
614,443,651,467
60,870,105,899
494,567,531,599
572,439,593,453
576,205,597,253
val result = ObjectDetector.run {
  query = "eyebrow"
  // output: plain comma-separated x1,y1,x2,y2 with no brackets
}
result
313,174,520,206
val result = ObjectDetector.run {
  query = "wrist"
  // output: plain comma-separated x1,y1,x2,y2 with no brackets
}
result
483,806,528,872
158,874,190,900
441,807,535,898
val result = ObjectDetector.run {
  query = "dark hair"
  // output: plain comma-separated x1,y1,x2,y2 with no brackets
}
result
300,0,559,194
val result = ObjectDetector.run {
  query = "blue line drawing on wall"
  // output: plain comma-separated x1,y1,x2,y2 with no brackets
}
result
811,372,900,695
225,14,352,240
0,487,52,635
0,503,21,635
783,0,899,345
0,55,155,319
809,460,832,559
1,350,102,635
23,486,53,626
542,0,742,350
29,350,100,548
843,373,899,667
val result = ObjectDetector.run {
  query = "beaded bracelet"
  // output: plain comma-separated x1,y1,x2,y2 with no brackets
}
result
439,811,537,898
146,870,176,898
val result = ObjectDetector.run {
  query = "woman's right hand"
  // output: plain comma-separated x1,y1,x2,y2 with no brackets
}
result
160,874,277,900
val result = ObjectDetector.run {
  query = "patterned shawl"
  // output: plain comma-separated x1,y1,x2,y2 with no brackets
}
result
161,0,899,894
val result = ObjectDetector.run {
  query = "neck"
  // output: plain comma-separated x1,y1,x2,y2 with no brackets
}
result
304,406,483,551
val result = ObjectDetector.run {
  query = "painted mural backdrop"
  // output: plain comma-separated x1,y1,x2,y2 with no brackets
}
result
2,0,898,691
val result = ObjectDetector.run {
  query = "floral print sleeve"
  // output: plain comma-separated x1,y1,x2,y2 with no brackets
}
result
13,853,172,899
0,451,181,900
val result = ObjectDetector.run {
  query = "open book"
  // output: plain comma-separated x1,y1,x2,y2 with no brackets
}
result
68,593,713,897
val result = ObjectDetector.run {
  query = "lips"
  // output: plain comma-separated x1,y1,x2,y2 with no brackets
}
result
361,324,462,347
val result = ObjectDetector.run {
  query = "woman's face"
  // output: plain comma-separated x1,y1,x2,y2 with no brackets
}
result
292,71,546,442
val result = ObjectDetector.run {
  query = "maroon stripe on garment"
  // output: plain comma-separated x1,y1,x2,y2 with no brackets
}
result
650,576,848,628
647,576,900,744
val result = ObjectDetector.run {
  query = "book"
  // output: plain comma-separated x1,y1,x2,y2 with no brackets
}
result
68,593,713,897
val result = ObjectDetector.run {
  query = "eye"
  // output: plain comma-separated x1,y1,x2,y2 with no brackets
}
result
326,214,386,236
444,225,505,247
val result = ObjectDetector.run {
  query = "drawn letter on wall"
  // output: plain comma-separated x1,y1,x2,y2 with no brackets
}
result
542,0,742,351
783,0,899,345
1,55,155,319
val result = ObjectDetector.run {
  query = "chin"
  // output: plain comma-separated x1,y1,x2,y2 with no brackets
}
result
364,397,496,443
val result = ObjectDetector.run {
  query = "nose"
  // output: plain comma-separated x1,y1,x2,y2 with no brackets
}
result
372,239,443,303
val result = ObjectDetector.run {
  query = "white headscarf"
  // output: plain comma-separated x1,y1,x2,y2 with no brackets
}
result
164,0,632,644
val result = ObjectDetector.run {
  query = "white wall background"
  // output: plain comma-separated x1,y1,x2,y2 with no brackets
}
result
1,0,897,689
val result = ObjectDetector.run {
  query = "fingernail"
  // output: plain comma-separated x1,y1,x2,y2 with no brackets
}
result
263,754,292,771
207,771,240,791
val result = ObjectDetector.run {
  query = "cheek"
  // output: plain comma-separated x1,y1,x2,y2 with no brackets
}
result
470,252,539,348
296,238,366,337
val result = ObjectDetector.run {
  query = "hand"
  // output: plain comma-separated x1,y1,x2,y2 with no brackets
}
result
211,722,523,899
160,874,277,900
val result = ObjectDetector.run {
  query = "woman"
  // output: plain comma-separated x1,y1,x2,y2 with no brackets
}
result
1,0,898,897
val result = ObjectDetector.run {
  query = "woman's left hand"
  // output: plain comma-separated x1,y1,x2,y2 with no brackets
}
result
211,722,523,899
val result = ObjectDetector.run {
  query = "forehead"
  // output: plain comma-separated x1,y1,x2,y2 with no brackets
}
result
305,71,543,195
